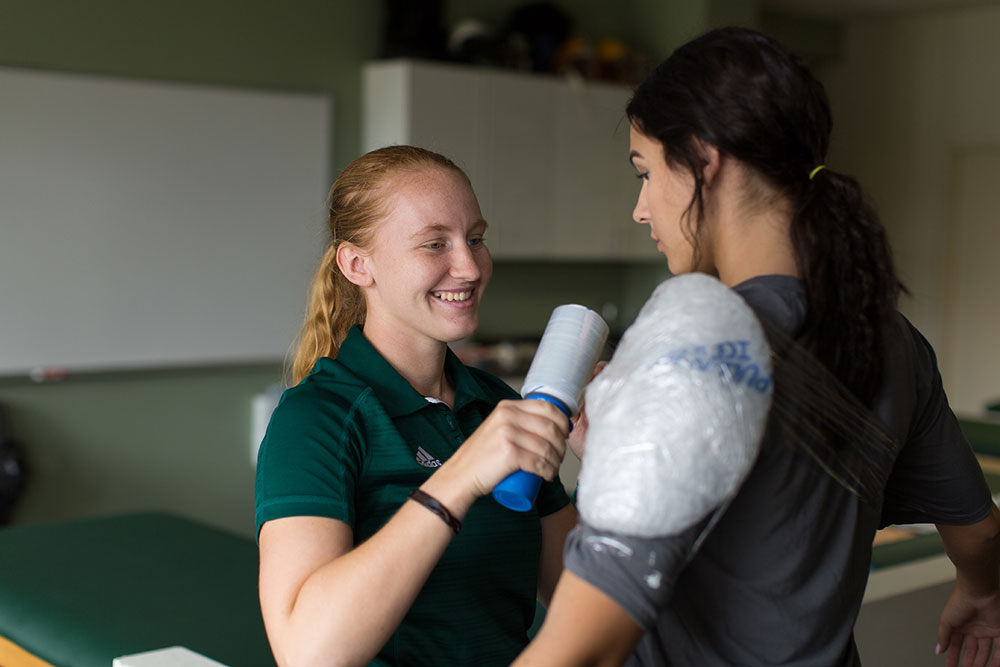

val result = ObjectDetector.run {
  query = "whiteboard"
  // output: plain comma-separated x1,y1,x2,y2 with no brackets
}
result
0,67,331,375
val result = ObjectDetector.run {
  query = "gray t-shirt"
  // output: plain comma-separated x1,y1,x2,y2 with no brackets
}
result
565,274,992,666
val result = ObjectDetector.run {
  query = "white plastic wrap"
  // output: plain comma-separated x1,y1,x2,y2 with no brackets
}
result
520,304,609,414
577,273,773,537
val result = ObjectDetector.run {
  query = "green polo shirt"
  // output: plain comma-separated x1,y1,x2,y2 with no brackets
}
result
255,326,570,666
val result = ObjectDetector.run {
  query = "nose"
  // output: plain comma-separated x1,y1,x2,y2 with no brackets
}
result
632,184,649,225
450,243,482,281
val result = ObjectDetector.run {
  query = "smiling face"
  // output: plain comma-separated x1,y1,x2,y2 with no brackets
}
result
359,166,492,351
629,126,710,275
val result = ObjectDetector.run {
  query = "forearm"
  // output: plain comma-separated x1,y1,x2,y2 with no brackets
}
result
514,570,642,667
280,505,453,665
537,504,578,607
274,471,476,667
939,504,1000,597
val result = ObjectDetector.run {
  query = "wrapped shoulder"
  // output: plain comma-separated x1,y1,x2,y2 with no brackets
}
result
577,274,773,537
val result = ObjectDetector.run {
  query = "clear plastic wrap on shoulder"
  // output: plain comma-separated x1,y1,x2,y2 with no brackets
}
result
578,274,773,538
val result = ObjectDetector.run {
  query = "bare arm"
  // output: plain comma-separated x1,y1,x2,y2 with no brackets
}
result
537,503,578,607
936,504,1000,667
514,570,642,667
260,501,455,667
259,399,569,667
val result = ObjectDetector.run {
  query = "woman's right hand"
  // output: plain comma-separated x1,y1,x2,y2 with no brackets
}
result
430,399,569,511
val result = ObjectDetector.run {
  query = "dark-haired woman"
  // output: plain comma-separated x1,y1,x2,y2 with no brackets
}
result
515,26,1000,667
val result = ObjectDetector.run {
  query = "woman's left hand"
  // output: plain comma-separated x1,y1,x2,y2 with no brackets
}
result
567,361,607,460
937,585,1000,667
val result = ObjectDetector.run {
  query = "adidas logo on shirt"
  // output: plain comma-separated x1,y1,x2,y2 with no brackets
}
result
415,446,442,468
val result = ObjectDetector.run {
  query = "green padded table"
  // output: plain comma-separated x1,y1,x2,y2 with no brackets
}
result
0,512,276,667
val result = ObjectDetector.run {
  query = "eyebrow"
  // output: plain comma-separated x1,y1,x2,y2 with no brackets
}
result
629,150,643,167
408,219,489,240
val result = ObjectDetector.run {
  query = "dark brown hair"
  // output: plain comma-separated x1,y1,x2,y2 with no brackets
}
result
627,27,903,406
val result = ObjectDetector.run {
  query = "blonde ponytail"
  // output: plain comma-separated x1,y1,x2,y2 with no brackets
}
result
287,145,469,385
289,245,365,384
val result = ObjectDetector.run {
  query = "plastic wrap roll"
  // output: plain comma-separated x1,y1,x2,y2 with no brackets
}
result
577,273,773,537
520,304,610,413
493,304,608,512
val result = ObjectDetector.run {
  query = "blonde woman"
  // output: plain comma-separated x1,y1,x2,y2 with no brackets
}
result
256,146,577,666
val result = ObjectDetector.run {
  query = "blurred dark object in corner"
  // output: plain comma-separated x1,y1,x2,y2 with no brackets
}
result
502,2,573,72
0,404,28,526
381,0,449,60
987,399,1000,414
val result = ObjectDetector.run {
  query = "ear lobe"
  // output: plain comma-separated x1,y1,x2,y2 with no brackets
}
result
336,242,374,287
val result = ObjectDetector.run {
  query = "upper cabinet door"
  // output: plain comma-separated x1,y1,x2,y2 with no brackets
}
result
363,60,659,261
481,69,558,257
549,81,643,259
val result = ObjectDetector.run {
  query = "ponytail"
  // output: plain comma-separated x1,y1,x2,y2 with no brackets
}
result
288,244,366,385
791,169,903,406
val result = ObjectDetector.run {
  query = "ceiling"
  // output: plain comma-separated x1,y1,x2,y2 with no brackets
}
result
760,0,998,20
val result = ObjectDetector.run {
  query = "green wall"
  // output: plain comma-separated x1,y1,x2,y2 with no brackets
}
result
0,364,282,535
1,0,381,171
0,0,804,537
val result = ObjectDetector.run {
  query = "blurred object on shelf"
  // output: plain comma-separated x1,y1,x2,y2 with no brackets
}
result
595,37,631,82
452,333,619,379
380,0,448,60
435,3,650,84
553,34,646,84
600,302,619,327
501,2,573,72
452,339,540,377
449,18,504,66
552,34,595,79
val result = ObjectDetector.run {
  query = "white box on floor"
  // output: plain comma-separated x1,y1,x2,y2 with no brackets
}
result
113,646,229,667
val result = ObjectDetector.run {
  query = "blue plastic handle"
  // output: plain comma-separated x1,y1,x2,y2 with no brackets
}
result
492,394,571,512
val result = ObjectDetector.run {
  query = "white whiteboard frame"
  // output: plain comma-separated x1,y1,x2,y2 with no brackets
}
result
0,67,331,376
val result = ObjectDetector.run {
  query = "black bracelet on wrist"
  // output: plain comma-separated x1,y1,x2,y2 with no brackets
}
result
407,488,462,535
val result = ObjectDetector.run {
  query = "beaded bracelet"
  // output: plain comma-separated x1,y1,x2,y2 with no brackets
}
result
407,488,462,535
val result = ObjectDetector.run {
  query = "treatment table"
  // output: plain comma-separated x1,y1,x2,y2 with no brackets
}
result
0,512,275,666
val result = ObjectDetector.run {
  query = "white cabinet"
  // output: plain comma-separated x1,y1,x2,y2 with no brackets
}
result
362,59,660,261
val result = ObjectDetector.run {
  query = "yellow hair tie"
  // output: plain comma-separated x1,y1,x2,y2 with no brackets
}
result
809,165,826,180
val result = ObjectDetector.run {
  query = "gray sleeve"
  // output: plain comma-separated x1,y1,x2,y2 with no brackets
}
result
881,320,992,527
562,519,705,631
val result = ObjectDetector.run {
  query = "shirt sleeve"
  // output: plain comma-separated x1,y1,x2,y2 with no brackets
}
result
563,518,706,631
880,321,992,527
254,385,366,539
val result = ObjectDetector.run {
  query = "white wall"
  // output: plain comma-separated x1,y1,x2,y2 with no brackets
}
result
0,67,331,376
818,5,1000,415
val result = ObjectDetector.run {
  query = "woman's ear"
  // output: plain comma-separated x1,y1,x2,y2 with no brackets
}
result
696,139,723,187
336,242,374,287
